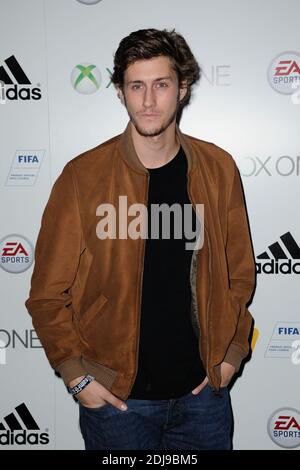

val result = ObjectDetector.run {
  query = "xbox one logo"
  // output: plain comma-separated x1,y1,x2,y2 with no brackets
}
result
76,0,102,4
71,63,101,94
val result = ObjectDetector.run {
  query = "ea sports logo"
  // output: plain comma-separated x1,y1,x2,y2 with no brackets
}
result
71,63,101,94
76,0,102,4
267,51,300,95
268,408,300,448
0,234,34,273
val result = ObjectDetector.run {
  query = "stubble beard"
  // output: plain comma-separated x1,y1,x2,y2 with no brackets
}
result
124,93,181,138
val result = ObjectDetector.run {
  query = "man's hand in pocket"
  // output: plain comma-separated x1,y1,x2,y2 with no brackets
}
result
69,376,128,411
191,361,236,395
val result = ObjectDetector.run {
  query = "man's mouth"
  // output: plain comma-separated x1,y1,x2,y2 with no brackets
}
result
140,113,160,118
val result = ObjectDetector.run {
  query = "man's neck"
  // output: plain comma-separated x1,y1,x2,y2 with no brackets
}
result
130,121,180,169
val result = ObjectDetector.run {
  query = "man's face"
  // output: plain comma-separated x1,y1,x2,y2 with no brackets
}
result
119,56,186,137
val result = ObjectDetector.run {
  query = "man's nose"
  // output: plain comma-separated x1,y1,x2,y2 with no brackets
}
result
143,87,155,108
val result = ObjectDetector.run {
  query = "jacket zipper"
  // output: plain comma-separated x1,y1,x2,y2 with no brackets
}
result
187,172,212,387
126,172,150,398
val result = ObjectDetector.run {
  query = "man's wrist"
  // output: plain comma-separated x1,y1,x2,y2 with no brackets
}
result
68,374,95,396
68,375,86,388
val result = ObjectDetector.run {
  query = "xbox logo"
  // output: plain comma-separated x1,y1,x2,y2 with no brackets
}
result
76,0,102,4
71,63,101,94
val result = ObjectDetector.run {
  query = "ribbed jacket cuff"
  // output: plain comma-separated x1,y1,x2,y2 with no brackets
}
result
55,357,87,387
223,343,246,372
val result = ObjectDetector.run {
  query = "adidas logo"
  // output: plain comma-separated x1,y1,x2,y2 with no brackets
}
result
256,231,300,274
0,403,49,445
0,55,41,101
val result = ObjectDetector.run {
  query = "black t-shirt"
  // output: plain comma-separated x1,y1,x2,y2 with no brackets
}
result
128,146,206,400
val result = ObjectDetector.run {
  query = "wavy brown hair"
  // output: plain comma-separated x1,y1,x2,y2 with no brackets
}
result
111,28,201,108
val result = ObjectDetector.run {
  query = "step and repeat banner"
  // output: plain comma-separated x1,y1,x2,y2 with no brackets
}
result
0,0,299,450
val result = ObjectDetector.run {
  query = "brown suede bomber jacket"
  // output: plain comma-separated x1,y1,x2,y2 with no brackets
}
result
25,122,256,399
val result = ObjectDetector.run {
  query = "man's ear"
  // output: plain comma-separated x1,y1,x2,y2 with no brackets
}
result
179,80,188,102
116,86,125,104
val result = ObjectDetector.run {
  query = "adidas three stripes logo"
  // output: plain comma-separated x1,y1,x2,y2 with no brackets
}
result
0,403,49,445
256,231,300,274
0,403,39,431
0,55,31,85
0,54,41,101
257,232,300,260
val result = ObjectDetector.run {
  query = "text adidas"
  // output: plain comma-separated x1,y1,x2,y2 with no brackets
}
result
0,84,41,101
0,429,49,445
256,259,300,274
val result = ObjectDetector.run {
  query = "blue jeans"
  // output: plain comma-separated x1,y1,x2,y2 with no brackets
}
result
79,383,233,450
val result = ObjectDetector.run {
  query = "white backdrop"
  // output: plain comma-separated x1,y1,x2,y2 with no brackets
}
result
1,0,299,450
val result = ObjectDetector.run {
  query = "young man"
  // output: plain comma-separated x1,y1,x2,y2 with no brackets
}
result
25,28,256,450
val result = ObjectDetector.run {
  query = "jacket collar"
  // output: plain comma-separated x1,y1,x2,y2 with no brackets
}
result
119,121,198,175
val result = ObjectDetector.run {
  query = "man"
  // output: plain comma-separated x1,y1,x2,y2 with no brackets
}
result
25,28,256,450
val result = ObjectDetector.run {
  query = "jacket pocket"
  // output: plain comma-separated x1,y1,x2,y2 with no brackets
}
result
79,401,110,412
79,293,108,330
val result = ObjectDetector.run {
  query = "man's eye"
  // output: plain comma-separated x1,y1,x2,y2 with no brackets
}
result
132,84,142,90
157,82,168,88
